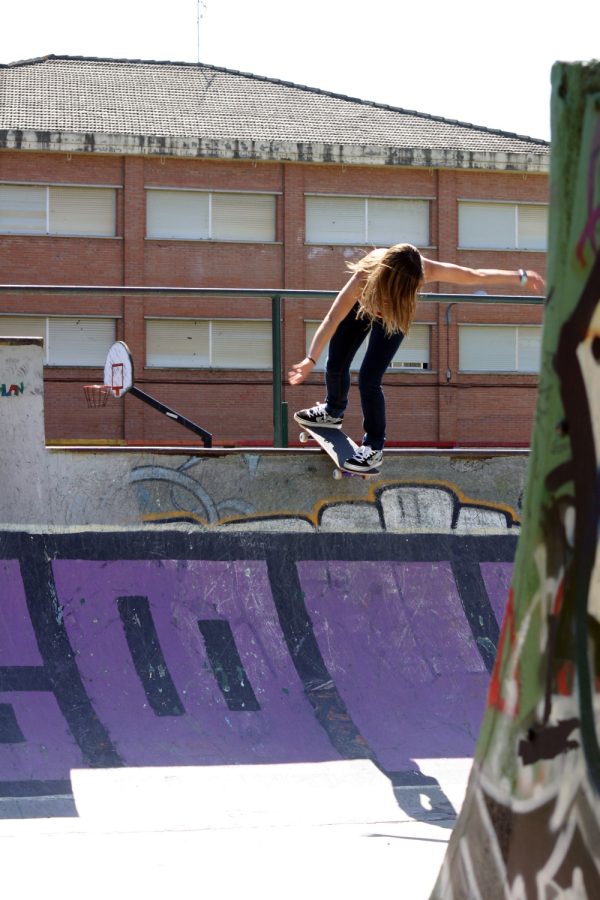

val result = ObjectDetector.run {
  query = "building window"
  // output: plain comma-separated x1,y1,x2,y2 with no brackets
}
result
146,190,276,242
146,318,273,369
305,321,431,370
0,316,116,365
0,184,117,236
459,324,542,372
458,201,548,251
305,196,429,246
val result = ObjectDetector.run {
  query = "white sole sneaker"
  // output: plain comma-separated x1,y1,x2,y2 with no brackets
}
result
343,448,383,472
294,408,343,429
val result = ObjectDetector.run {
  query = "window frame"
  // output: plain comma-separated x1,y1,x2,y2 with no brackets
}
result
458,322,543,373
145,316,274,370
0,314,117,366
304,319,433,372
457,199,548,251
304,193,432,246
0,181,119,237
145,186,279,243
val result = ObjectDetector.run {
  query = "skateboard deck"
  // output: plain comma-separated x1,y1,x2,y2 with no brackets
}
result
297,423,380,479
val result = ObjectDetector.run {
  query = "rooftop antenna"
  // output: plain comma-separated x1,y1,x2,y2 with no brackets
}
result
197,0,207,64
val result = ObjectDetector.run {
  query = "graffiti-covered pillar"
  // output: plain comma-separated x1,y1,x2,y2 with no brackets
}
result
431,61,600,898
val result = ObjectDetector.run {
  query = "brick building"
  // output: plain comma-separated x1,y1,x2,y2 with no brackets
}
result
0,55,550,447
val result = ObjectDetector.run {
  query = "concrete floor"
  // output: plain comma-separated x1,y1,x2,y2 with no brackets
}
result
0,758,470,900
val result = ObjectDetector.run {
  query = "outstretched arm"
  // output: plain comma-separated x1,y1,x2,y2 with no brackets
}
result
288,272,364,386
422,257,545,294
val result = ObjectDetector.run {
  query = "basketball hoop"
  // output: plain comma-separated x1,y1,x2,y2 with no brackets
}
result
83,384,112,408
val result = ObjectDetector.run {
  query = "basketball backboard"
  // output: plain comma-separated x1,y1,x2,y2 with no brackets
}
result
104,341,134,398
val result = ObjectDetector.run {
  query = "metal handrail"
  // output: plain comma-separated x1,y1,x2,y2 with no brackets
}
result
0,284,546,304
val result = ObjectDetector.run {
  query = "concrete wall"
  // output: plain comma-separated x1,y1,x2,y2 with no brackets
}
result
1,529,514,798
0,339,529,531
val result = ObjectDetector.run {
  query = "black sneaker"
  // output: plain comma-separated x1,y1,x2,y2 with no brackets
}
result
343,445,383,472
294,403,343,429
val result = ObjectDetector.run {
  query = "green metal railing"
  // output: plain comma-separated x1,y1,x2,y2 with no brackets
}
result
0,284,545,447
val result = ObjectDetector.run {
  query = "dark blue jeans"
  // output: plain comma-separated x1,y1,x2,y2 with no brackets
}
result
324,303,404,450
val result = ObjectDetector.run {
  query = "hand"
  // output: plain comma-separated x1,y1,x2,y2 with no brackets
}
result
288,357,315,385
524,270,545,294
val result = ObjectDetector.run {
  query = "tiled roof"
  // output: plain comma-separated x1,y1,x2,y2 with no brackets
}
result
0,55,550,166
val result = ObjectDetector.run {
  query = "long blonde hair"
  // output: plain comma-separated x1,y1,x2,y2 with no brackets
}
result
347,243,424,335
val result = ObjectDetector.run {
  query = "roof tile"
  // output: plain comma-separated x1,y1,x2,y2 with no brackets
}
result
0,55,550,156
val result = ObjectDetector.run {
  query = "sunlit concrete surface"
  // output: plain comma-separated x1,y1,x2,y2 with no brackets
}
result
0,758,470,900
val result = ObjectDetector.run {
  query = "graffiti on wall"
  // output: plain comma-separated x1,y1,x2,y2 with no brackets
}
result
130,462,521,533
0,383,24,397
431,65,600,899
0,530,515,807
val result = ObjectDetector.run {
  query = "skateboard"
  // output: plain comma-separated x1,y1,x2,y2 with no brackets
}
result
297,423,380,480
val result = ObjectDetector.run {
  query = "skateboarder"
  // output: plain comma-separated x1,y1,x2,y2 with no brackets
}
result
289,243,545,472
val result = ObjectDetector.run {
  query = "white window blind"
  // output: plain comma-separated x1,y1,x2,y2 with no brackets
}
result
146,190,210,239
147,319,272,369
367,199,429,246
389,325,431,368
147,320,210,367
0,315,115,365
517,326,543,371
305,322,431,370
48,318,116,365
146,190,276,242
211,193,276,242
0,316,45,338
458,203,515,249
49,187,116,237
0,184,116,236
0,185,46,233
458,202,548,251
306,197,365,244
517,205,547,250
306,196,429,245
459,324,542,372
211,320,272,368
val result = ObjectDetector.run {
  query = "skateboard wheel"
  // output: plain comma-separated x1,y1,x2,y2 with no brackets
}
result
333,468,343,480
299,431,309,443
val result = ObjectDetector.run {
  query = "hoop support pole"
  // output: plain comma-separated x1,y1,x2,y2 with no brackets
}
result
129,386,212,447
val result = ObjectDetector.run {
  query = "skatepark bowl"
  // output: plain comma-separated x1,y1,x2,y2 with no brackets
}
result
0,336,527,898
